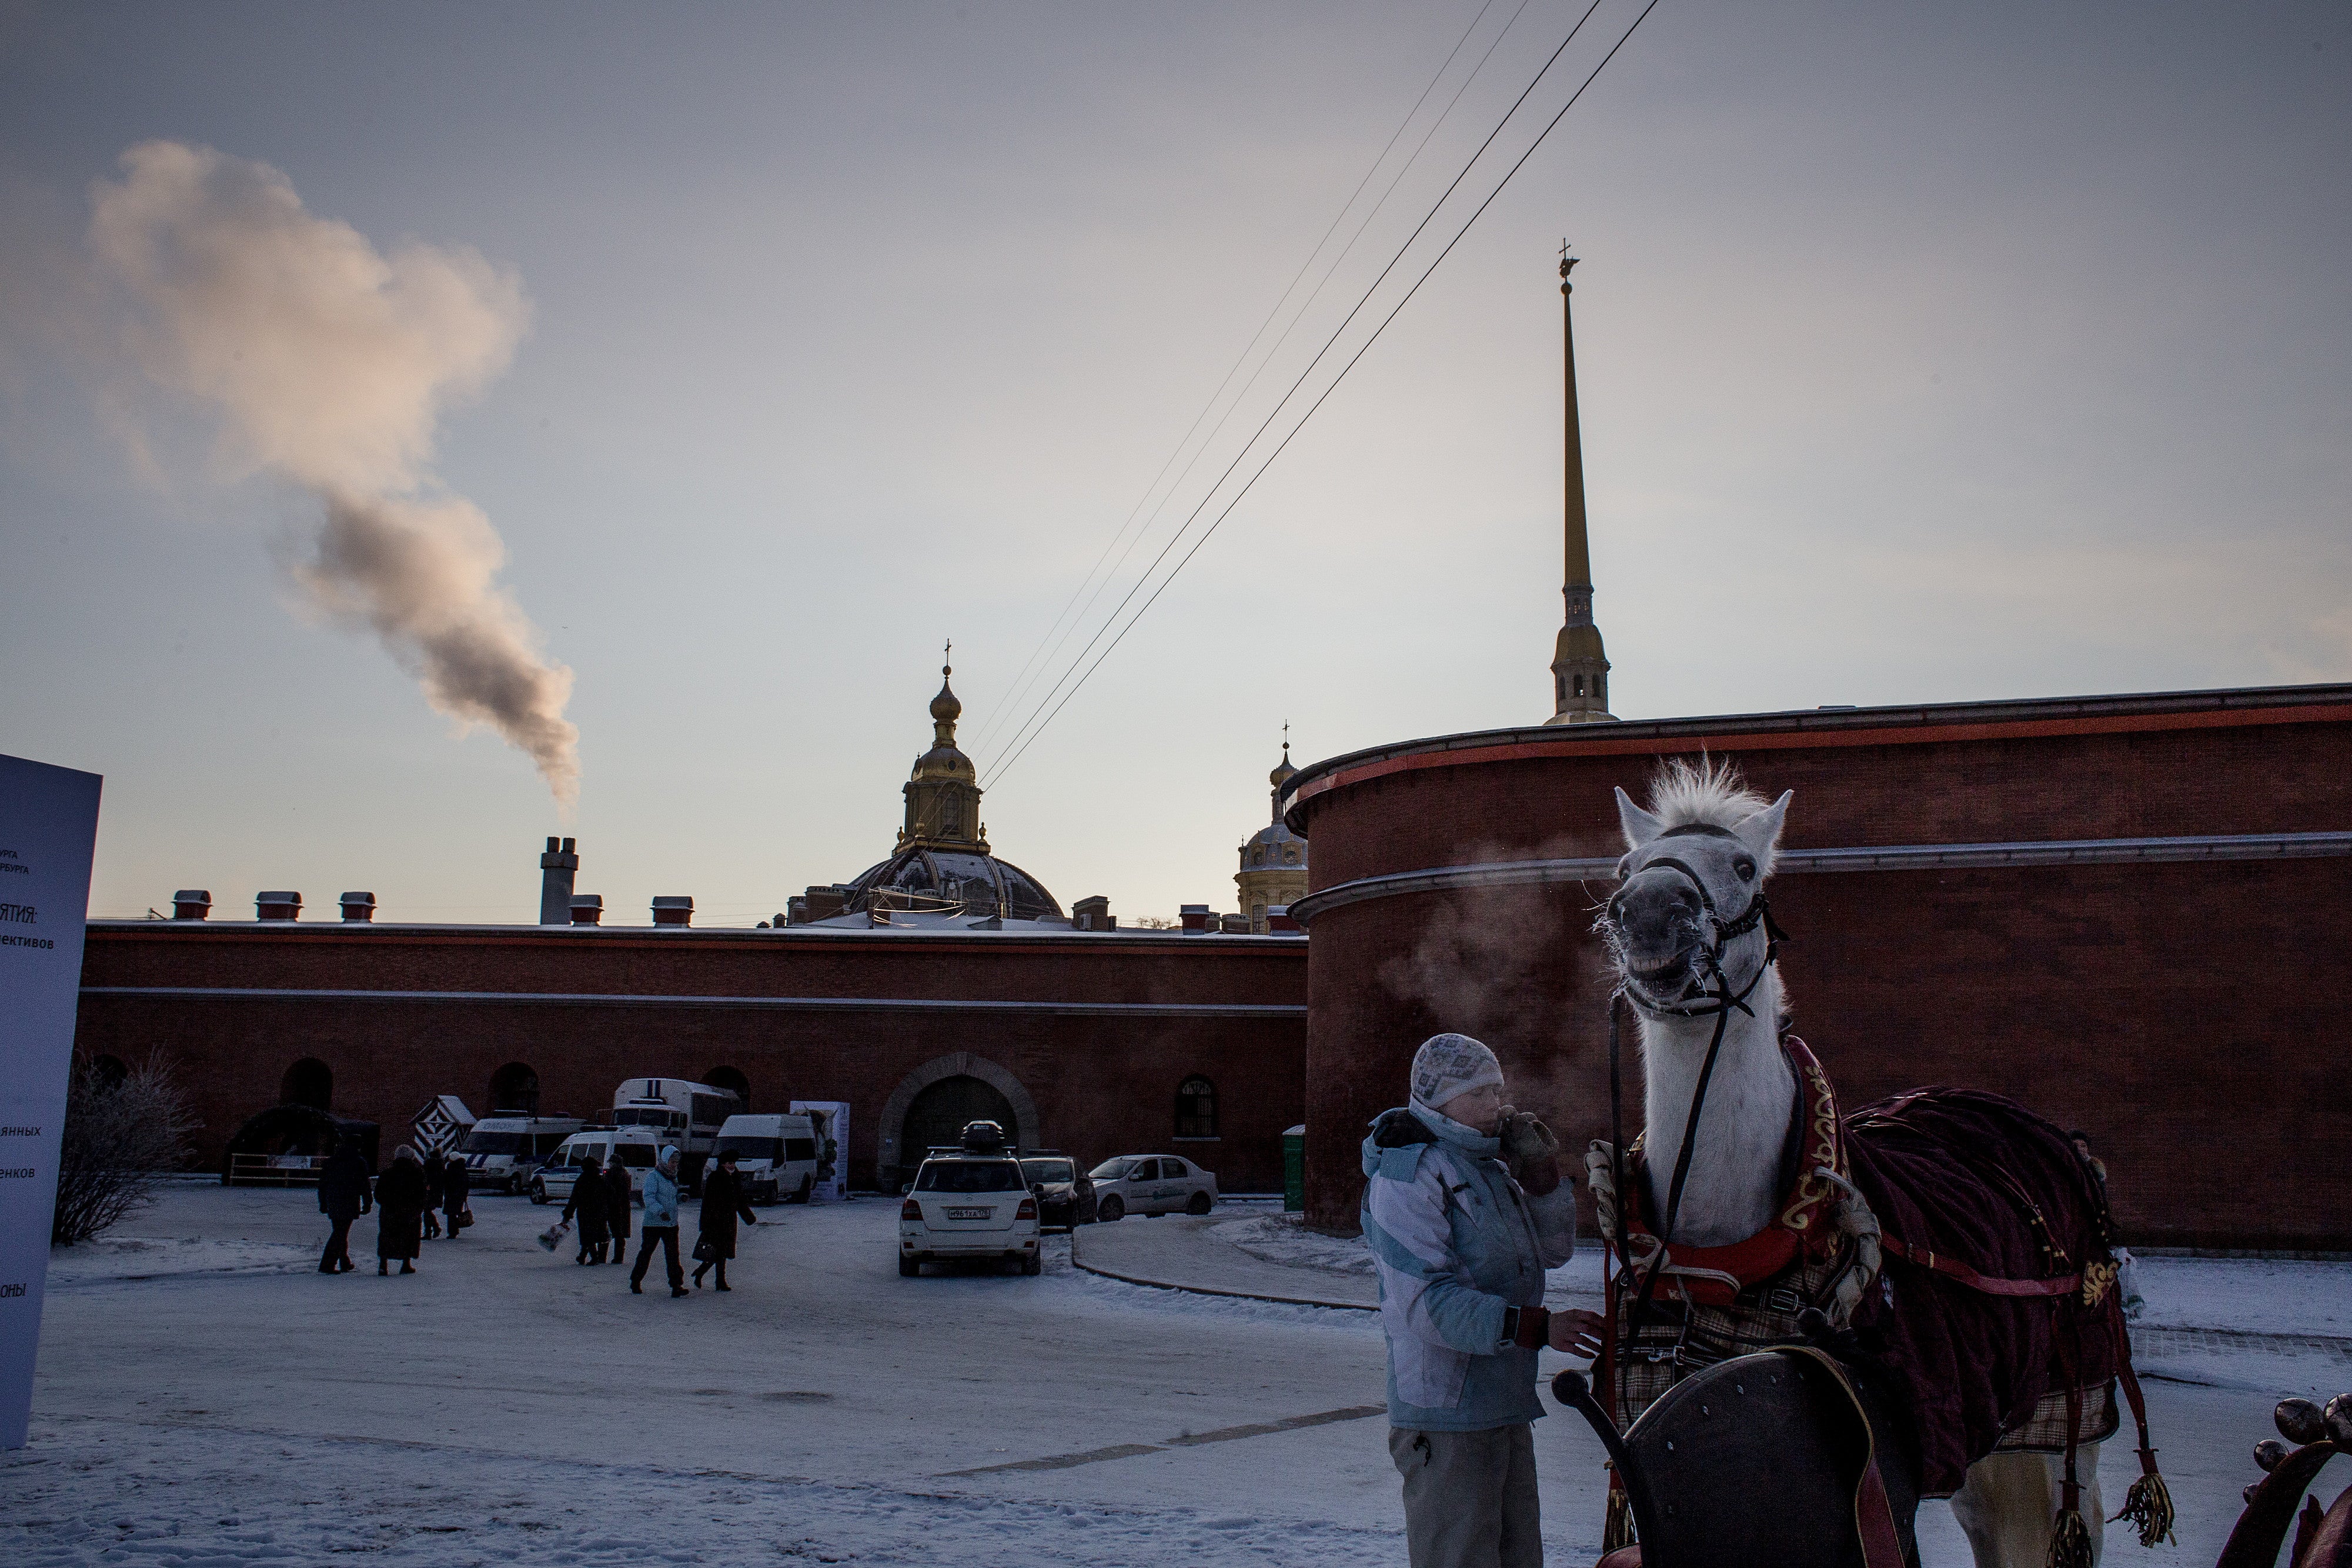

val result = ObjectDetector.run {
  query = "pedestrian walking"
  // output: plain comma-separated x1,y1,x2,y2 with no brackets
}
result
603,1155,633,1265
441,1152,472,1238
629,1146,688,1297
420,1149,445,1239
690,1148,759,1290
375,1145,430,1276
1362,1033,1602,1568
562,1151,610,1264
316,1134,371,1274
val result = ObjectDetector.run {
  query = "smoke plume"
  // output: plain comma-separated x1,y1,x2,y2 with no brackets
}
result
87,140,579,804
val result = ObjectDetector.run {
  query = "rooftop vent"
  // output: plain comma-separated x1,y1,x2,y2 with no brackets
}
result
1267,904,1300,934
172,890,212,921
256,891,302,922
652,895,694,928
1072,895,1115,933
1219,912,1250,935
1179,904,1212,935
569,894,603,926
339,891,376,923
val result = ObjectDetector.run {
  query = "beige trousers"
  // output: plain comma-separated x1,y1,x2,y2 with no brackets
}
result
1389,1423,1542,1568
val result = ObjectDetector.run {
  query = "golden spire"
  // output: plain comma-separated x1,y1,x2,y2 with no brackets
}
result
1546,243,1615,726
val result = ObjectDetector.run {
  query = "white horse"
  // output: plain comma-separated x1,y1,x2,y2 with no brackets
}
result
1601,758,2102,1568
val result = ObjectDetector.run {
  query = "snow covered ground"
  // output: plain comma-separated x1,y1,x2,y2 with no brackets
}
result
5,1186,2347,1567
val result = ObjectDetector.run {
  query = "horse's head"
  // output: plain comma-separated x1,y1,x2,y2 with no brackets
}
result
1602,761,1790,1016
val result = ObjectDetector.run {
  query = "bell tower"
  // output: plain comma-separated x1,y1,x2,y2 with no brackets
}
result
900,644,987,852
1545,245,1615,726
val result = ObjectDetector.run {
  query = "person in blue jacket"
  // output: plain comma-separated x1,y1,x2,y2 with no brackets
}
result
629,1146,689,1298
1362,1033,1603,1568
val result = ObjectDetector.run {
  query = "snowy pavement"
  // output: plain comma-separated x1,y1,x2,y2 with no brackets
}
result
6,1186,2349,1566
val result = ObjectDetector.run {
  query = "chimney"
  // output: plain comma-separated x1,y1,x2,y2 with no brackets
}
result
652,895,694,928
1219,912,1250,934
256,891,302,921
1072,895,1115,933
1180,904,1211,934
569,894,603,925
1267,904,1299,934
172,890,212,921
539,837,579,925
339,891,377,923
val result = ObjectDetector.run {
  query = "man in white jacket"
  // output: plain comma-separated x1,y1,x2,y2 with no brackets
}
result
1361,1034,1604,1568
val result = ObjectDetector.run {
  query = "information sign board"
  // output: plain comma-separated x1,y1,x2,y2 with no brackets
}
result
0,753,103,1449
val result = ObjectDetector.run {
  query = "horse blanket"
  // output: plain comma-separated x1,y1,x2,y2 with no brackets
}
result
1612,1085,2126,1498
1843,1088,2124,1496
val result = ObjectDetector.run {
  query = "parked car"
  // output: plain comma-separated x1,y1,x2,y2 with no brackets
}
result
714,1112,820,1205
456,1114,583,1193
899,1121,1040,1276
1086,1154,1218,1221
1018,1151,1095,1231
529,1128,660,1205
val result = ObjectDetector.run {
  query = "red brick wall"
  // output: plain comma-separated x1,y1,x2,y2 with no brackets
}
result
75,928,1305,1193
1292,707,2352,1248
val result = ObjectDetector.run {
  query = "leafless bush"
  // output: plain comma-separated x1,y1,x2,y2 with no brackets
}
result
51,1052,199,1246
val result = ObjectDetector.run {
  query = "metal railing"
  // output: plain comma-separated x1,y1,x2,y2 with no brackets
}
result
227,1152,327,1186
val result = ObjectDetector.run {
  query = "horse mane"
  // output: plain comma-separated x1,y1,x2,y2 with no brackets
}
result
1643,755,1769,833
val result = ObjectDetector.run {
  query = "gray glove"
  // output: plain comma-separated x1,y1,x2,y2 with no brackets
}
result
1498,1108,1561,1196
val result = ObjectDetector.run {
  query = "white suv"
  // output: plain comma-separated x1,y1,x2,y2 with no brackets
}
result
899,1151,1040,1276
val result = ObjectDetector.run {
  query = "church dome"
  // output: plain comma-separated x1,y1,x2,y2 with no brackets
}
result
842,846,1063,922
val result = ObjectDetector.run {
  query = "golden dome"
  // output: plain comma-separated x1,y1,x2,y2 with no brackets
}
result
930,664,962,727
1269,741,1297,792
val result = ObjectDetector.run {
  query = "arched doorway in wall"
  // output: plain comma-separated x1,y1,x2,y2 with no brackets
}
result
281,1057,333,1111
488,1062,540,1115
703,1065,751,1111
901,1076,1017,1164
876,1053,1040,1185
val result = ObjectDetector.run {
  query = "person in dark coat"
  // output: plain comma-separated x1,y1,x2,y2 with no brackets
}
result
375,1146,429,1275
316,1135,372,1274
420,1151,445,1239
603,1156,633,1265
562,1154,610,1264
690,1149,759,1291
441,1152,471,1238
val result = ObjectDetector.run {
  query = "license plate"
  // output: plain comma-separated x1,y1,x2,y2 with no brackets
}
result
946,1206,992,1220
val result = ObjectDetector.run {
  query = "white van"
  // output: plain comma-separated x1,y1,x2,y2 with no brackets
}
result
714,1113,820,1205
528,1128,662,1206
611,1078,741,1191
457,1114,583,1193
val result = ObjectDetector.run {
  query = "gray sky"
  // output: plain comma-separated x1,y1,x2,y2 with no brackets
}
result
3,1,2346,925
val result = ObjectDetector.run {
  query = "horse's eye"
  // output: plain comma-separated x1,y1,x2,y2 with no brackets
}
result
1733,856,1756,881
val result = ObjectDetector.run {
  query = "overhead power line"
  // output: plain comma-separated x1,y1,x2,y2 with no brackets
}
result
968,0,1516,755
983,0,1664,790
981,0,1613,785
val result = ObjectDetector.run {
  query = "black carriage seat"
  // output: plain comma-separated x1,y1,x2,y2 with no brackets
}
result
1555,1349,1921,1568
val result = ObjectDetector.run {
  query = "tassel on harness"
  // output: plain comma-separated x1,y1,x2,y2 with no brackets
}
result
1602,1466,1636,1553
2107,1320,2176,1547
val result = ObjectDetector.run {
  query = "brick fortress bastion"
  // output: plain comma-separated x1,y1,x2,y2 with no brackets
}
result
1280,683,2352,1251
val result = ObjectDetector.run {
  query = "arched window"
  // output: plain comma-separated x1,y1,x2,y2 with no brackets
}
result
281,1057,333,1111
1175,1075,1218,1139
703,1065,751,1111
488,1062,540,1115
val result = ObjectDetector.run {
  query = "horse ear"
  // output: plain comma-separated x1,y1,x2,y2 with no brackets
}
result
1734,791,1792,868
1616,786,1664,850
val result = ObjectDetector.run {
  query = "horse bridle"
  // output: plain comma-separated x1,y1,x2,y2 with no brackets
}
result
1601,821,1793,1350
1605,823,1788,1021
